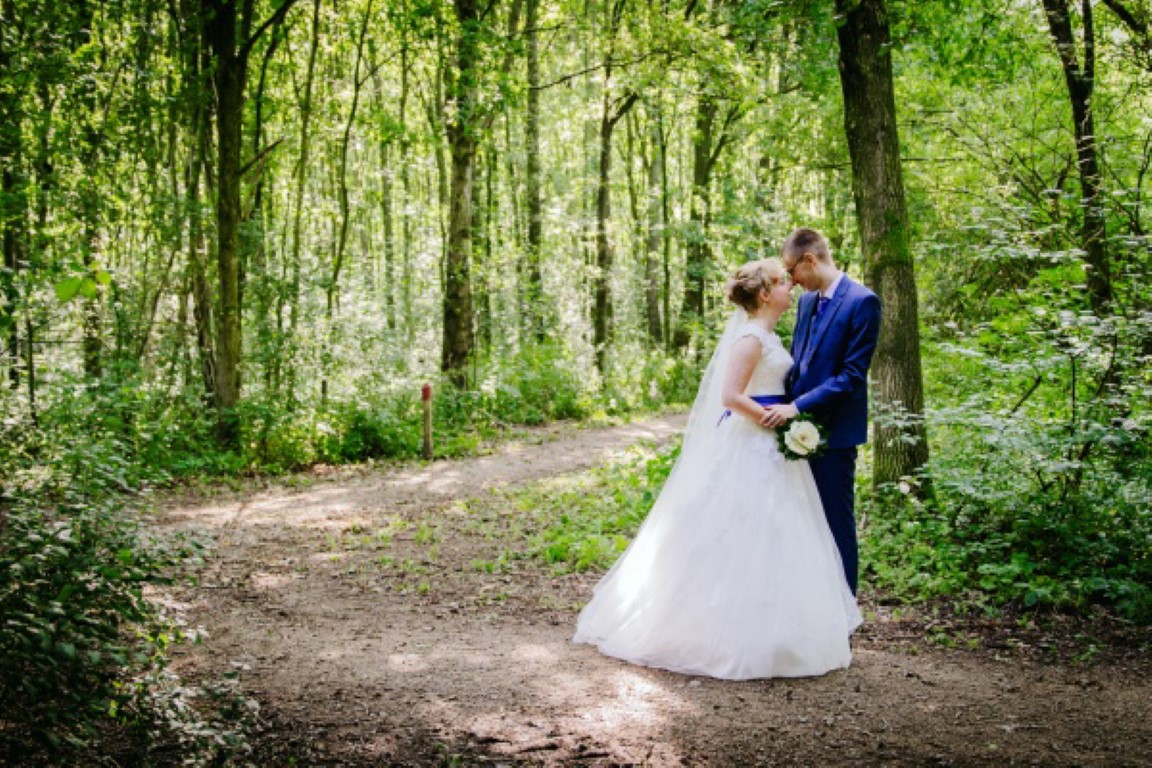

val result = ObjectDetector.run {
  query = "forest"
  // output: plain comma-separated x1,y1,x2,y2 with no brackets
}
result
1,0,1150,761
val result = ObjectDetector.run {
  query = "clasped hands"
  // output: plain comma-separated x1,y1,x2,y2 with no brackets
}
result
759,403,798,429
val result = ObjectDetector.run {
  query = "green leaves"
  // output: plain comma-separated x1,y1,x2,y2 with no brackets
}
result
862,358,1152,622
53,266,112,304
0,410,202,756
504,440,679,573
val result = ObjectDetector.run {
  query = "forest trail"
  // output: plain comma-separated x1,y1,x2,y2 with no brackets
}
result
158,415,1150,767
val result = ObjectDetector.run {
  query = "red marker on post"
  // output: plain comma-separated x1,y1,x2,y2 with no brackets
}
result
421,383,433,460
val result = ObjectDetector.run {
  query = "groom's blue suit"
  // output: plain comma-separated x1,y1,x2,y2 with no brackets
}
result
786,275,881,594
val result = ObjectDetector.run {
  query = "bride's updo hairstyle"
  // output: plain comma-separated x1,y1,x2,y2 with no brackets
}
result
726,258,785,312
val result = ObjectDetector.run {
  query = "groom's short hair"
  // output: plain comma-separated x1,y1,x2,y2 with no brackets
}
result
782,228,832,263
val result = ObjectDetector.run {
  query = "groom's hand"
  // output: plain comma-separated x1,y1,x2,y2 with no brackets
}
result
760,403,798,428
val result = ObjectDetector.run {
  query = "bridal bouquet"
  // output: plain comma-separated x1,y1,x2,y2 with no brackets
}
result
778,414,826,460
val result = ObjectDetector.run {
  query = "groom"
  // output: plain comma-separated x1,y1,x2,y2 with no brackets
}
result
761,228,881,594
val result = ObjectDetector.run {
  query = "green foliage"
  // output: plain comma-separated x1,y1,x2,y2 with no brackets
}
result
231,341,603,471
863,420,1152,621
0,391,254,764
864,276,1152,621
196,340,690,474
514,441,680,572
602,342,705,414
0,498,187,756
474,341,598,424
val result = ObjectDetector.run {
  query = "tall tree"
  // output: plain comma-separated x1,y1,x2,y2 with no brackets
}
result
201,0,297,444
833,0,930,487
173,0,219,404
672,90,740,351
441,0,520,385
73,0,105,381
642,105,666,344
368,37,399,331
591,0,638,374
0,0,25,389
324,0,373,405
1041,0,1112,312
280,0,320,405
523,0,545,342
441,0,484,386
670,0,749,353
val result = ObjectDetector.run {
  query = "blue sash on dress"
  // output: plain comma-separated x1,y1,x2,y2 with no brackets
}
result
717,394,787,426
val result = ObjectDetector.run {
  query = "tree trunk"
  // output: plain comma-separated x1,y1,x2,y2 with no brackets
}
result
643,106,665,344
381,148,397,331
523,0,545,342
441,0,483,387
79,179,102,381
0,155,22,389
368,40,397,330
399,31,414,339
282,0,320,405
0,0,24,389
27,83,55,425
323,0,372,406
137,83,188,364
245,14,285,388
592,95,615,374
173,0,217,402
442,135,476,386
204,0,246,445
1042,0,1112,312
188,154,217,403
672,92,717,351
834,0,930,488
592,79,638,374
476,148,494,352
757,152,781,255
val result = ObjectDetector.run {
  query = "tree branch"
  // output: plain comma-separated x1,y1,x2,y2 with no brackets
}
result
243,0,299,60
607,91,639,129
531,49,675,90
1101,0,1148,37
707,103,745,172
1041,0,1084,78
1083,0,1096,84
240,137,283,178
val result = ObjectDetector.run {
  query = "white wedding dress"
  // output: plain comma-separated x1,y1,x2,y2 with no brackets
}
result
572,320,861,680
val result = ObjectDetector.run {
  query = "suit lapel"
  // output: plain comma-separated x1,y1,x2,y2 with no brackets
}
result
804,276,851,363
789,292,816,389
787,294,811,388
794,293,816,357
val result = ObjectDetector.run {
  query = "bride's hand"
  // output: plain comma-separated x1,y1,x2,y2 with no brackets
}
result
760,403,798,428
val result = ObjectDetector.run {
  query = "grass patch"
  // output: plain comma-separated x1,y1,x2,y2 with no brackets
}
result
460,439,680,573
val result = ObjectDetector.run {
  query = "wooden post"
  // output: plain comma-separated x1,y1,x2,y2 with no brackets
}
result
421,382,433,459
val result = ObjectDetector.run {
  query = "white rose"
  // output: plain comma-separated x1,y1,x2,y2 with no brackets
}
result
784,421,820,455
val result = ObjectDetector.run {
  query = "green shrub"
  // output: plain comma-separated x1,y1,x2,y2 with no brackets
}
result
862,348,1152,622
0,497,194,756
476,341,597,423
1,396,248,764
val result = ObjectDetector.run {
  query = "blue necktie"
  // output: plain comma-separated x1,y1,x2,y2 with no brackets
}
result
814,295,830,321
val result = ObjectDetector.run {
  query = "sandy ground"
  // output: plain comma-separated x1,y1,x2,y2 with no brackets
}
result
156,415,1152,766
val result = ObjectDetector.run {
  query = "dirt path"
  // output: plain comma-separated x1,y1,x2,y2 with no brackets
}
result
159,415,1151,767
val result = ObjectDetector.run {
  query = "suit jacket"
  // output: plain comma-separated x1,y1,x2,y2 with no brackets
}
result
786,275,881,450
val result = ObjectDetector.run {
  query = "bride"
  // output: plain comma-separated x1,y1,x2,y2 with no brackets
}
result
573,258,861,680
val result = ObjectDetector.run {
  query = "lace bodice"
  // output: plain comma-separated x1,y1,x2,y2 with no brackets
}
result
737,325,792,396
